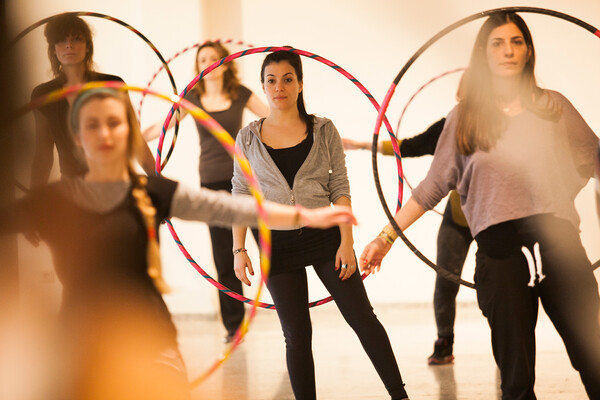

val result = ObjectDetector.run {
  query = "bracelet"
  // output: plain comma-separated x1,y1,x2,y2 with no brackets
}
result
377,231,395,245
377,225,398,245
381,225,399,241
232,248,247,256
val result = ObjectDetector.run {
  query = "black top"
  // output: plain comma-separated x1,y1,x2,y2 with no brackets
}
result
31,72,124,178
184,85,252,184
263,133,340,274
399,117,446,157
265,133,313,188
1,176,179,349
396,117,469,227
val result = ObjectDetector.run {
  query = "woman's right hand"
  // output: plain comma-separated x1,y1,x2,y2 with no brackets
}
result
234,251,254,286
359,236,392,276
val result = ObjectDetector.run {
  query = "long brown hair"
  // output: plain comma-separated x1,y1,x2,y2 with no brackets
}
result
44,13,95,78
455,11,560,155
194,41,240,100
69,88,170,294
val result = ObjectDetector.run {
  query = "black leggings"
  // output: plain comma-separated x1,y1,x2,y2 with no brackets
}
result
434,201,473,339
266,260,407,400
475,215,600,400
201,180,244,335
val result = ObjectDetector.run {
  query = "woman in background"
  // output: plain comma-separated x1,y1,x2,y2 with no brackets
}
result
144,41,269,342
31,12,154,188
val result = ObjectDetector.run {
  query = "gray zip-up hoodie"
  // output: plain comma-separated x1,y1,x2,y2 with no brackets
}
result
232,116,351,211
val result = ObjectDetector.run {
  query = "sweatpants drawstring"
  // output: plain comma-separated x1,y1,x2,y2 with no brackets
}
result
521,242,545,287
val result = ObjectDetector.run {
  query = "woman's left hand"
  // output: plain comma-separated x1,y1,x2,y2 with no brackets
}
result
335,242,357,281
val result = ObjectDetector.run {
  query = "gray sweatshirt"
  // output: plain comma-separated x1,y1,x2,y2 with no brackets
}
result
231,116,351,212
64,178,265,228
412,91,597,237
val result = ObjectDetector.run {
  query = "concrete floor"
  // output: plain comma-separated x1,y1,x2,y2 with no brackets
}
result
177,302,588,399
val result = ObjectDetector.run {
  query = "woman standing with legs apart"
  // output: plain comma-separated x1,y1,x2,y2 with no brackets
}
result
361,12,600,400
144,41,269,343
232,51,409,400
0,88,355,400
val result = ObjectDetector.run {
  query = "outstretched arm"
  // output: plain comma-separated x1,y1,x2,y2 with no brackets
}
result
359,196,425,275
171,183,356,229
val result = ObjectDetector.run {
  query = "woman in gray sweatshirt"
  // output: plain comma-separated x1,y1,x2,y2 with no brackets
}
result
232,51,409,400
361,11,600,400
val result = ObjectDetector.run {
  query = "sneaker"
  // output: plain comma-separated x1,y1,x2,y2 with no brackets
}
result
427,337,454,365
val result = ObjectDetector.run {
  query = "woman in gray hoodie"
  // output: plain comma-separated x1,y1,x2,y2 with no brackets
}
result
232,50,409,400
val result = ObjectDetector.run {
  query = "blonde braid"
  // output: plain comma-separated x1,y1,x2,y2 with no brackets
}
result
130,174,171,294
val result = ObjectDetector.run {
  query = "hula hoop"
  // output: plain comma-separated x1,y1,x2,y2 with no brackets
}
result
372,7,600,289
19,81,269,386
10,11,181,187
394,67,465,216
156,46,403,309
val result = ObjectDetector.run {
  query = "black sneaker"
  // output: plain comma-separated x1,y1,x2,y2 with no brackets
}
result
427,337,454,365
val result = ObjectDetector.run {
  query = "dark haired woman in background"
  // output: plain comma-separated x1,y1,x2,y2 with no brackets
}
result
30,13,154,189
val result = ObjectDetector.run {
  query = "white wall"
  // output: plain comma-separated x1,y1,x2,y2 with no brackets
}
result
10,1,600,315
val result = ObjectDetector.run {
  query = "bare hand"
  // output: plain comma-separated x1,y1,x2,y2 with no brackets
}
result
359,237,392,276
335,243,357,281
300,205,357,228
234,251,254,286
342,137,369,151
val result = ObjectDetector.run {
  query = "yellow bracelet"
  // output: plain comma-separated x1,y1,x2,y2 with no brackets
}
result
378,231,395,245
381,225,399,241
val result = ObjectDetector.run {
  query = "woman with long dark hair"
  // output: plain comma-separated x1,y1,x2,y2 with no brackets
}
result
361,12,600,399
232,50,409,400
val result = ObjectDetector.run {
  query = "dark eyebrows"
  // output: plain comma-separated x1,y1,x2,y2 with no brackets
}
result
266,72,294,77
490,34,524,42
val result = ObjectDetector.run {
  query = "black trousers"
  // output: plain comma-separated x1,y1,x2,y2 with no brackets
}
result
266,259,407,400
474,215,600,400
201,180,244,335
434,201,473,339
